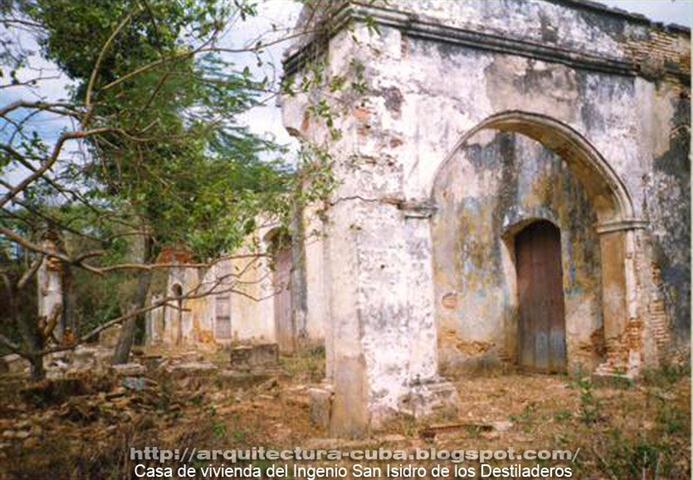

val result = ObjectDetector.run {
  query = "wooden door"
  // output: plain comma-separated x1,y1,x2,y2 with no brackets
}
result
274,246,294,353
515,221,567,373
214,295,231,339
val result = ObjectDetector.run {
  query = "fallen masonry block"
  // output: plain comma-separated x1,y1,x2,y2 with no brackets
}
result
165,361,218,380
308,387,333,430
214,370,274,389
229,343,279,370
122,376,149,391
1,354,28,374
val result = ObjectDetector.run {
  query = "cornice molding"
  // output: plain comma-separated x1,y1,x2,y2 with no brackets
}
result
283,2,689,82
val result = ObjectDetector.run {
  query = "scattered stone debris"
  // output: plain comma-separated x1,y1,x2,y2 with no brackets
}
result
1,354,28,374
122,376,149,391
110,363,147,376
308,386,333,429
20,377,93,408
229,343,279,371
419,420,514,440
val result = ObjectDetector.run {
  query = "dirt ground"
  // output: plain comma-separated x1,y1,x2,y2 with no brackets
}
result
0,349,689,479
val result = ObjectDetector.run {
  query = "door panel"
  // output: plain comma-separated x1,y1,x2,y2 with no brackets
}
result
274,246,294,353
215,295,231,339
515,221,567,373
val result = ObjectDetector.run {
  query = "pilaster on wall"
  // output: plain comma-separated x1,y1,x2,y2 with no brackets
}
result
324,195,457,433
593,221,673,379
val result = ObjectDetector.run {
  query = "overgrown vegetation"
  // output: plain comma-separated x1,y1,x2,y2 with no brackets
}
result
0,0,351,376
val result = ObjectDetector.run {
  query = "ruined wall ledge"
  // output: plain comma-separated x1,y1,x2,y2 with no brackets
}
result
284,1,690,82
595,219,649,234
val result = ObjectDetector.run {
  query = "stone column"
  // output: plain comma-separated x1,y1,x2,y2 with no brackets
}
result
324,194,458,437
324,200,370,438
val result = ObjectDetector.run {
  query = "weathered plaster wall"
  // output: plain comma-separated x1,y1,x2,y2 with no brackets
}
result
223,253,276,343
281,0,690,433
358,18,689,348
303,206,328,345
147,219,331,349
433,132,604,374
162,266,200,346
643,88,691,345
150,253,276,347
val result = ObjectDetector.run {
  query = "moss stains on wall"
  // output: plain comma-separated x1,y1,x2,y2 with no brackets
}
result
433,132,604,375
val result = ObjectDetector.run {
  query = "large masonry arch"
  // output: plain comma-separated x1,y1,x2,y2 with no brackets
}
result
431,111,645,378
433,111,637,223
281,0,690,437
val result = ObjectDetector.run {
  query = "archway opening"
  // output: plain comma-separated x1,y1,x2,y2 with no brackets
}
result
431,112,638,377
515,220,567,373
265,228,294,353
172,283,183,345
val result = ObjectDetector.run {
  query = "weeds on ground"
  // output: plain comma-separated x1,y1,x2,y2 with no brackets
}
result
576,378,602,425
280,346,325,383
573,364,690,479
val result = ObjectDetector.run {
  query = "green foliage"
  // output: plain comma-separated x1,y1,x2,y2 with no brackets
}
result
642,360,691,388
279,345,325,383
593,427,684,479
0,0,345,356
212,421,227,439
20,0,300,261
575,378,602,425
553,409,572,422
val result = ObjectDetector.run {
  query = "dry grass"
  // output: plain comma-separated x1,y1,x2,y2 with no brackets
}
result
0,354,688,479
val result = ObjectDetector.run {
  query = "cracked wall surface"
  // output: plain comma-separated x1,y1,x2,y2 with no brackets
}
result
145,223,326,350
282,0,689,434
433,132,604,375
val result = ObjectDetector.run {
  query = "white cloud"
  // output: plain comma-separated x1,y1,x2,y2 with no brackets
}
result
601,0,691,27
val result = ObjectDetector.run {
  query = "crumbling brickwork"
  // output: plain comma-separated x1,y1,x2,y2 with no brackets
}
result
281,0,690,435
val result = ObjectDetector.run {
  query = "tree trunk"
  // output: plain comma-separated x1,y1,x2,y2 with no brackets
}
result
111,236,153,365
4,256,47,381
28,353,45,381
14,289,46,381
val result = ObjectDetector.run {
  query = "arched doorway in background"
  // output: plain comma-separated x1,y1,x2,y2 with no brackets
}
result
172,283,183,345
266,229,294,353
430,111,643,376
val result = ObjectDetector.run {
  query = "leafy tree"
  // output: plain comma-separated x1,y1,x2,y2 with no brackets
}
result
0,0,332,376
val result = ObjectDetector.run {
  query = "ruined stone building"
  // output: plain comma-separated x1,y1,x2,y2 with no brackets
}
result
278,0,691,436
144,224,325,353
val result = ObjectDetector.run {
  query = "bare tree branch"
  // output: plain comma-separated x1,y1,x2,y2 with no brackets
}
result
83,8,141,125
17,256,43,290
